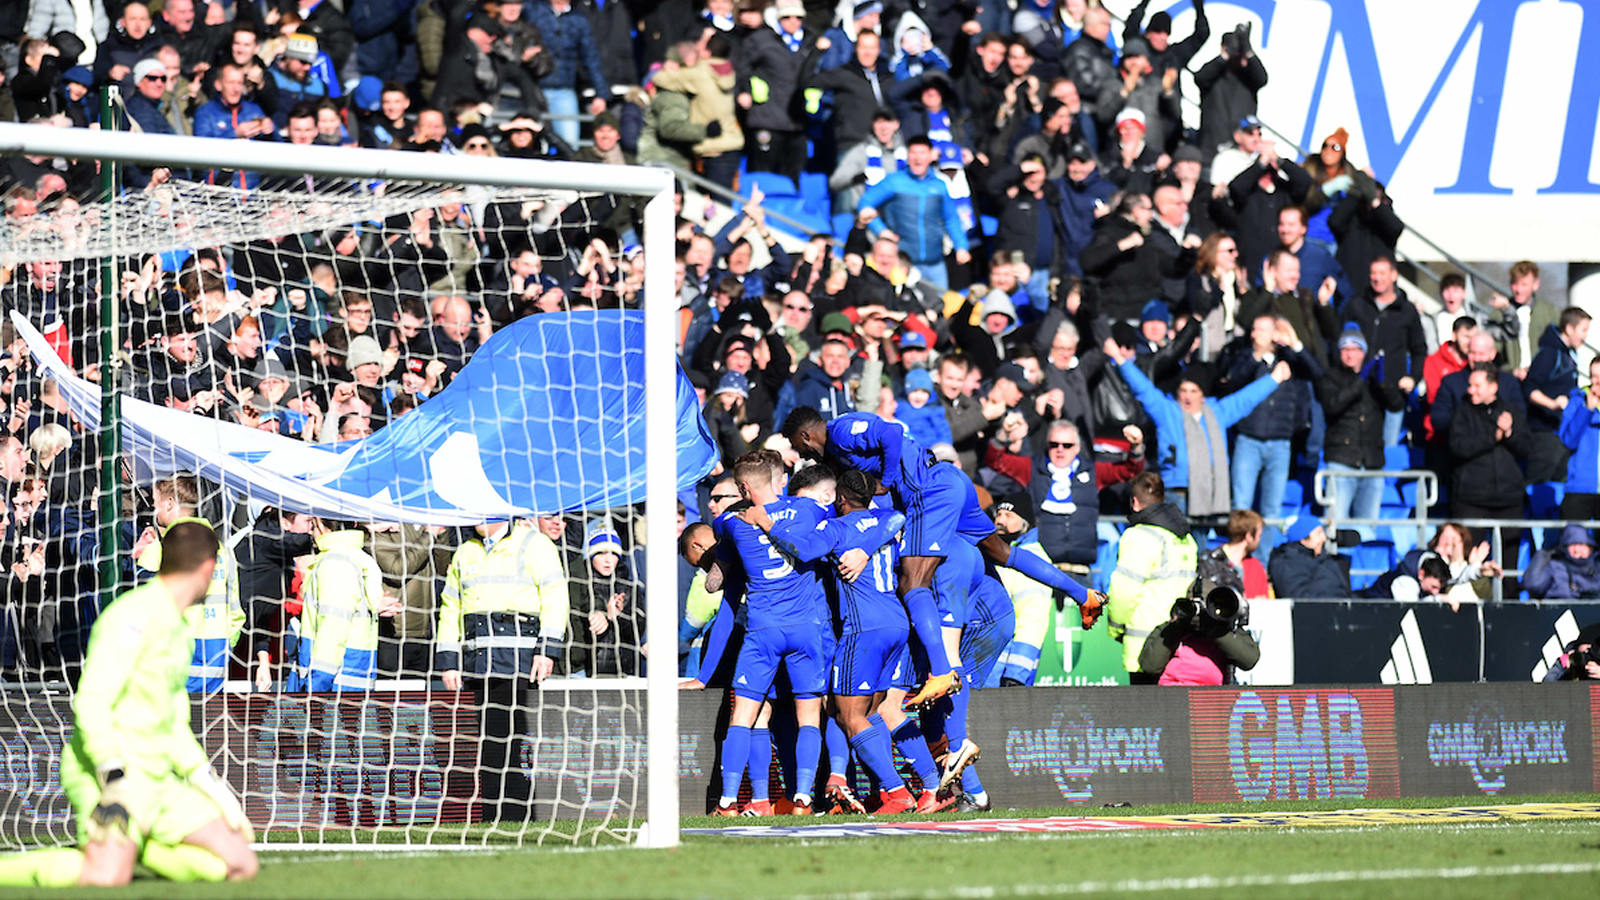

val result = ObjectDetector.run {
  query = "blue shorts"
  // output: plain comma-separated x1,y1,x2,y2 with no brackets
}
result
830,626,909,697
959,579,1015,690
932,539,986,626
900,464,996,559
733,626,829,701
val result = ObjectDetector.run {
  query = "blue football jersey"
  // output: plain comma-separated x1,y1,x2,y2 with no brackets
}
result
825,412,936,498
772,508,907,635
714,499,824,631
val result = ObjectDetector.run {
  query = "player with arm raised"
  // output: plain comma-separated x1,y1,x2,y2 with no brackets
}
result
710,453,832,816
783,408,1106,707
0,522,257,888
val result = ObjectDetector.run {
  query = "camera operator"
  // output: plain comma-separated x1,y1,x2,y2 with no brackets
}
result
1545,623,1600,681
1138,579,1259,685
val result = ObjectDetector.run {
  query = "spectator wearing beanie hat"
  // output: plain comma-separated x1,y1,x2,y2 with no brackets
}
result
567,518,642,677
1316,324,1404,530
705,369,764,460
1268,514,1352,599
898,367,952,449
1121,0,1211,151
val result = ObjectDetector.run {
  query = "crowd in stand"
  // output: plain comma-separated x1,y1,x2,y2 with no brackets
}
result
0,0,1597,691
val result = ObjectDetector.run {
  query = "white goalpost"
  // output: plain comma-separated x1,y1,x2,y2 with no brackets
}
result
0,123,681,850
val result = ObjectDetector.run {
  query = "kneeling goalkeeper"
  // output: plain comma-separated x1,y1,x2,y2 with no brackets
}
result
0,521,257,887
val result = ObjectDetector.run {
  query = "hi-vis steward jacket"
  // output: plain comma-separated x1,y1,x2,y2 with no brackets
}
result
135,516,243,693
994,530,1053,686
435,522,568,677
293,529,384,691
1106,501,1197,673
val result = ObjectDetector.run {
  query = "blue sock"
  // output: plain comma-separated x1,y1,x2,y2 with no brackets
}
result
903,587,951,676
891,719,940,790
794,725,822,803
825,718,850,780
962,762,986,795
719,725,751,805
849,728,905,791
942,667,969,747
748,728,772,802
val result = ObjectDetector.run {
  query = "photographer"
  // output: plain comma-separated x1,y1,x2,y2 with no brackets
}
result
1138,580,1260,686
1546,623,1600,681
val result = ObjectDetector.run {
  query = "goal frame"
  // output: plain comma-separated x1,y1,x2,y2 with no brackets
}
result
0,122,682,849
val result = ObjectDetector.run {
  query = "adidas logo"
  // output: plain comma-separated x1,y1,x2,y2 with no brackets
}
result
737,675,748,685
858,681,871,691
929,542,941,551
1531,610,1581,681
942,612,956,623
1379,609,1432,684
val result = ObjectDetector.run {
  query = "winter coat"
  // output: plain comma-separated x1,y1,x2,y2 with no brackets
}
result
1523,525,1600,600
1237,287,1339,368
576,0,637,90
899,397,953,449
637,87,707,170
1193,51,1267,164
1052,170,1116,278
858,167,968,267
347,0,420,84
1228,159,1313,279
1268,540,1351,599
1341,287,1428,389
791,363,859,421
1317,361,1405,469
92,26,160,87
806,57,897,149
1079,215,1182,322
1448,396,1532,508
1522,325,1580,433
525,0,612,95
1217,342,1319,442
1431,367,1523,448
1061,34,1117,116
1029,453,1098,566
1118,357,1279,490
1559,388,1600,494
651,57,744,156
736,18,817,132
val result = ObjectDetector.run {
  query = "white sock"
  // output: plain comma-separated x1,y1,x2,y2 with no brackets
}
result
794,793,813,805
970,790,989,805
718,797,737,808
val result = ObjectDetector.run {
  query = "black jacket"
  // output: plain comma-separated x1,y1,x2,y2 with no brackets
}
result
807,57,897,149
1237,287,1339,368
1268,540,1352,599
737,26,819,132
1194,51,1268,163
1217,342,1319,442
1030,453,1099,566
1317,361,1405,469
1430,366,1524,446
1061,35,1117,115
1228,159,1312,279
1448,396,1532,508
1079,216,1189,322
1329,185,1405,292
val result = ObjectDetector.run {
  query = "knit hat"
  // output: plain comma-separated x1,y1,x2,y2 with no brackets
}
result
1122,36,1151,59
62,66,94,87
1040,97,1066,123
993,361,1031,392
715,370,750,398
583,518,624,559
1172,144,1203,164
1114,108,1146,131
132,58,167,85
1284,514,1322,544
852,0,882,19
1140,299,1171,325
994,492,1035,529
285,33,319,62
722,336,756,359
1323,126,1349,151
254,353,293,387
1146,11,1173,33
351,76,385,112
905,368,934,394
819,312,855,336
1336,323,1368,353
345,335,384,371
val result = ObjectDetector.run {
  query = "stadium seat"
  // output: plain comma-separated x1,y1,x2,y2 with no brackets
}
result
1346,540,1397,591
743,172,798,199
832,213,855,244
798,173,830,218
1383,445,1410,472
1280,480,1304,514
981,215,998,238
1093,539,1117,592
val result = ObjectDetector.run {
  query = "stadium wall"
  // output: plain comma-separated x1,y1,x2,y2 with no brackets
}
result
1102,0,1600,262
0,683,1594,840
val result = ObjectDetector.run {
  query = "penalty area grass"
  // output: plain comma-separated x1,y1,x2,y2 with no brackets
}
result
1,795,1597,899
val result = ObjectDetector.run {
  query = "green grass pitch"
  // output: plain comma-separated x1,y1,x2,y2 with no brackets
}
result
4,795,1599,899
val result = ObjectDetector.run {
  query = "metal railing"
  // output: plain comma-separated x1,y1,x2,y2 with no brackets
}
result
1314,467,1439,526
644,161,826,239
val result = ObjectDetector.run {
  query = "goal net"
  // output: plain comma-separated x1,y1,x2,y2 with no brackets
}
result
0,125,691,849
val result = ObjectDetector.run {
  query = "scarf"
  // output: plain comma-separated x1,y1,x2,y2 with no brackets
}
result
1182,404,1230,517
594,143,626,165
1038,458,1082,516
926,108,952,144
784,29,803,52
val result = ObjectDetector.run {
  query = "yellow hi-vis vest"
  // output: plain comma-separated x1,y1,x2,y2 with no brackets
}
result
435,522,568,677
300,530,384,689
135,516,242,682
1106,523,1197,673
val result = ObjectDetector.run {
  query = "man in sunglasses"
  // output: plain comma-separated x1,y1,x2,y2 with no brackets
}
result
122,58,189,187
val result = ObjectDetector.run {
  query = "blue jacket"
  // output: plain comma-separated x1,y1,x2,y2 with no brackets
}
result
1053,171,1116,277
1118,358,1280,489
524,0,611,94
1289,240,1351,309
858,167,968,266
1523,524,1600,600
347,0,419,83
898,396,952,448
1559,388,1600,494
791,364,858,421
193,98,270,189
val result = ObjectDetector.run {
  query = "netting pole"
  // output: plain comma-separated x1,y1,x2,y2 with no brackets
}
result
96,87,123,611
640,186,680,849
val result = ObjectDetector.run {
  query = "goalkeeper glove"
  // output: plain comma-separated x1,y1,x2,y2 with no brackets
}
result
88,766,137,843
191,767,254,842
1080,590,1107,630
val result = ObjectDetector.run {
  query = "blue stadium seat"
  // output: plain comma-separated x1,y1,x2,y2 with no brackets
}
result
1383,445,1410,471
1346,540,1397,591
761,198,830,238
1093,539,1117,593
743,172,798,199
831,213,855,244
798,172,830,218
1280,479,1304,514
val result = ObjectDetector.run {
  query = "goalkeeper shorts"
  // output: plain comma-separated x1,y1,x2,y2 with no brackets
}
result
59,748,225,850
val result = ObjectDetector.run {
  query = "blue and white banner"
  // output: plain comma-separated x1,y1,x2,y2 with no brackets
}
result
14,310,718,524
1106,0,1598,262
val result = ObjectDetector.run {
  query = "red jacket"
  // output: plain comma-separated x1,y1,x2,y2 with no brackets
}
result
1422,343,1468,441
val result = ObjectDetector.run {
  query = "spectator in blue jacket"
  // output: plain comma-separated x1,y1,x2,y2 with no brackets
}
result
1275,205,1351,306
525,0,612,146
1523,525,1600,600
347,0,420,85
193,63,274,189
1111,339,1289,516
1218,313,1321,518
857,135,970,291
790,338,859,421
1523,307,1590,482
898,368,952,448
1558,356,1600,521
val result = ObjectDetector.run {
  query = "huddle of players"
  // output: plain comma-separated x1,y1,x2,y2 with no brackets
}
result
681,408,1106,815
